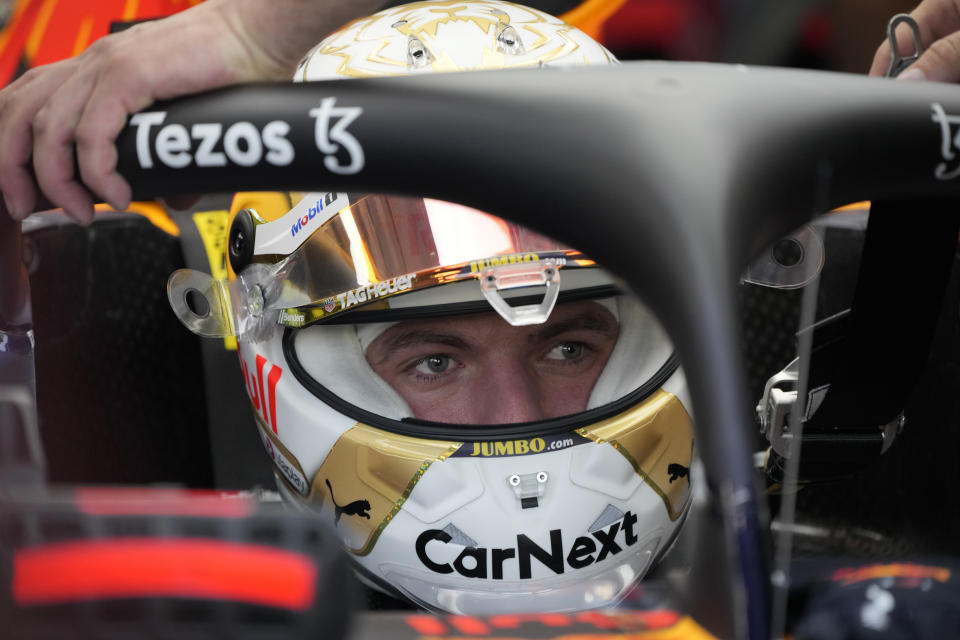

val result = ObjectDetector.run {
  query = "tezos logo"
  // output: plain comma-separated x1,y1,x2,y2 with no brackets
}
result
932,102,960,180
131,97,365,174
416,511,640,580
131,112,295,169
310,97,365,175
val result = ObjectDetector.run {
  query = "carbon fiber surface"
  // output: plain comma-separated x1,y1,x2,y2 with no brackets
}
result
28,215,214,487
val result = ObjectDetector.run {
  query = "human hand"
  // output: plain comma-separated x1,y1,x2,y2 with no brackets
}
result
0,0,382,224
870,0,960,82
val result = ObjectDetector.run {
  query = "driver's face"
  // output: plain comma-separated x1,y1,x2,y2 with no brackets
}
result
365,300,619,424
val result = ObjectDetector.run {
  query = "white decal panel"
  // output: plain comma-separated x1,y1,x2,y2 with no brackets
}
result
252,192,351,256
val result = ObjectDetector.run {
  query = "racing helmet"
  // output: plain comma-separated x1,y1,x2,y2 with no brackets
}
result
167,0,694,614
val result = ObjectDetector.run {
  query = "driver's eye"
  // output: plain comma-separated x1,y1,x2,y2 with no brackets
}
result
548,343,583,360
416,355,451,374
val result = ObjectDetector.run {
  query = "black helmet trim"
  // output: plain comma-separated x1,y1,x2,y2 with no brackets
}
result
283,325,680,441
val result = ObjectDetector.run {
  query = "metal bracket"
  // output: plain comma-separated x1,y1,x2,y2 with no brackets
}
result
756,359,903,458
886,14,923,78
756,359,799,457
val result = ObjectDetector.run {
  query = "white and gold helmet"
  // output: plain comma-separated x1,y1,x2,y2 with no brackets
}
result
294,0,616,79
168,0,693,614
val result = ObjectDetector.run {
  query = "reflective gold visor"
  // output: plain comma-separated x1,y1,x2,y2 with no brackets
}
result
264,193,600,327
167,193,606,340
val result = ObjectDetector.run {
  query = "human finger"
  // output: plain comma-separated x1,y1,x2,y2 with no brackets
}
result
0,62,77,220
869,0,960,77
75,87,139,213
31,70,98,224
900,30,960,83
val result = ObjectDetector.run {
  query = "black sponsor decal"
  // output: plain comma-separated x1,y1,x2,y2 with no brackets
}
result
325,478,371,526
415,511,640,580
667,463,689,483
451,432,589,459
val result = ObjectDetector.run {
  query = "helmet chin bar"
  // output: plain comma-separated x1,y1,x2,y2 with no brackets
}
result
480,259,561,326
379,533,660,615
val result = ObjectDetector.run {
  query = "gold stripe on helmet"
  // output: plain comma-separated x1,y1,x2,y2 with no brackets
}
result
579,390,695,521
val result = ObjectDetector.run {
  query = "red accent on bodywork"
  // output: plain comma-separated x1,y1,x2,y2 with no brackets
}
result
0,1,204,88
12,538,316,610
447,616,492,634
256,354,269,421
405,615,448,635
267,364,282,434
488,613,573,628
75,488,254,518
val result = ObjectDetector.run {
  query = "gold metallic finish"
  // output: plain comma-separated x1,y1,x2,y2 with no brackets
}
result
284,253,589,327
268,191,590,325
579,390,694,521
366,40,407,69
481,47,507,69
522,25,549,50
347,459,432,556
403,3,501,39
309,423,462,555
323,47,405,78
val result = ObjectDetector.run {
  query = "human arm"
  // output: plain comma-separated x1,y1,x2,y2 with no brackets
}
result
0,0,383,224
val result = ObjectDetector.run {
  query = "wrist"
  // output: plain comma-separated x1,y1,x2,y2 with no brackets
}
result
211,0,386,80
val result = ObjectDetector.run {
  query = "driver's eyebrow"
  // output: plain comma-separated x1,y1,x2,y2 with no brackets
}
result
532,310,618,344
372,330,471,357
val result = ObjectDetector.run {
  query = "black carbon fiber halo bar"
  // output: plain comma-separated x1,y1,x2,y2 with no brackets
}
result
114,61,960,640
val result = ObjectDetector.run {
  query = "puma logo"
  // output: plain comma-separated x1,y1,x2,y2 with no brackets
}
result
667,463,689,484
325,478,371,526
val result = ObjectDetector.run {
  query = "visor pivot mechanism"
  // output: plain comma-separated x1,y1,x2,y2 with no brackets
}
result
508,471,548,510
247,284,265,318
